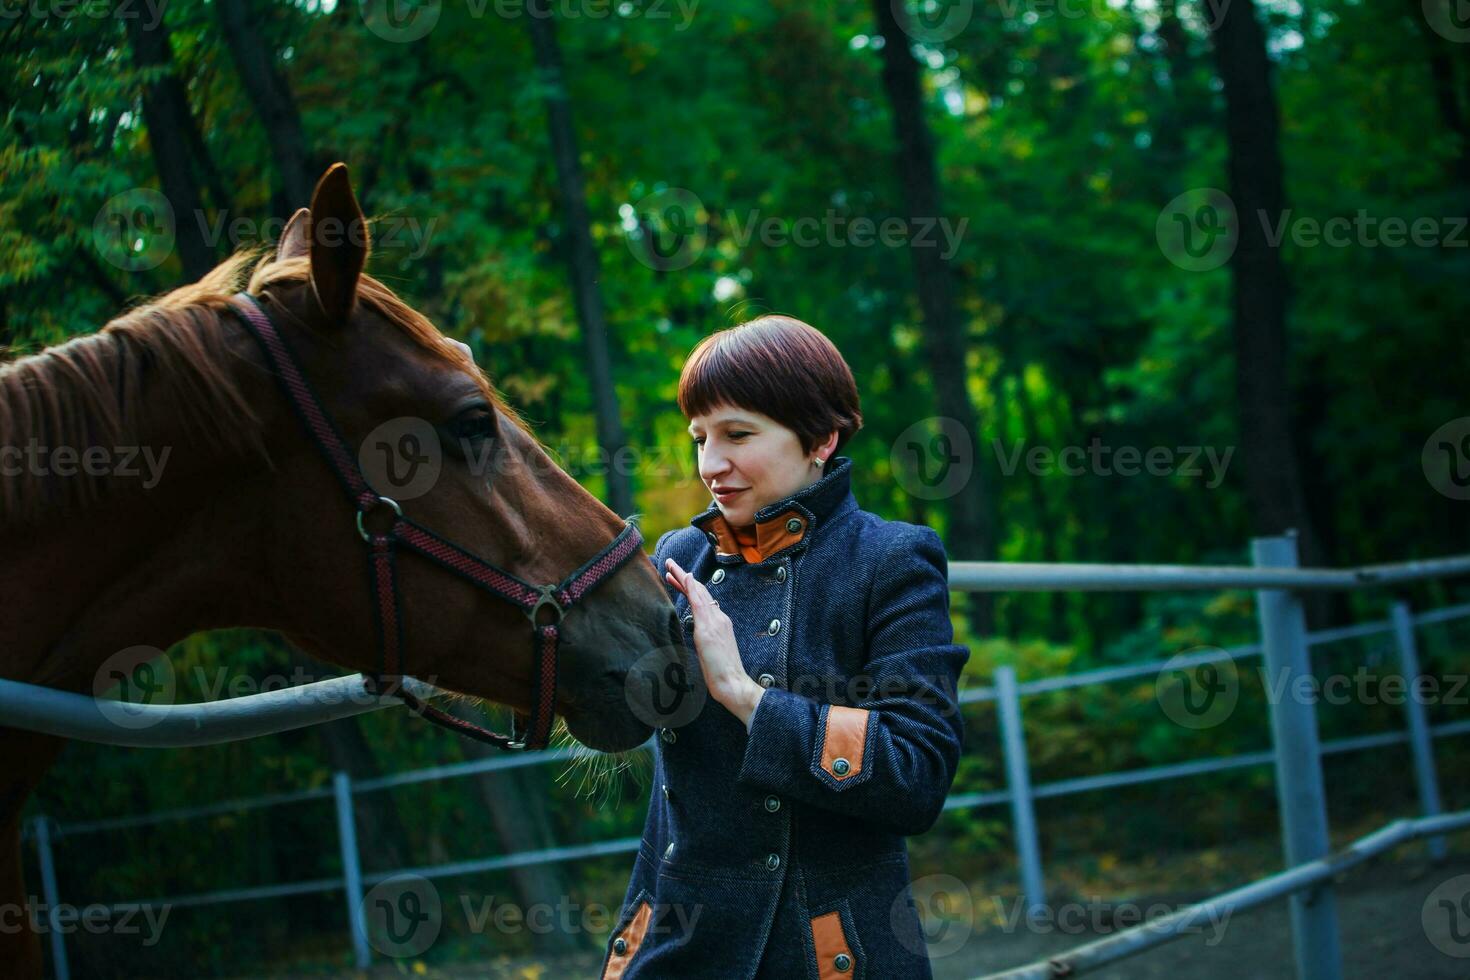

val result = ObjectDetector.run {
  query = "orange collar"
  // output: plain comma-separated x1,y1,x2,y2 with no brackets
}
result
694,508,808,564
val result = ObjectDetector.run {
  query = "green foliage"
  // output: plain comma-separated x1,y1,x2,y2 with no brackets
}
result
6,0,1468,972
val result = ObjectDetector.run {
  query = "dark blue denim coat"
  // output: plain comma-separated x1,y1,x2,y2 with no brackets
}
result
599,456,970,979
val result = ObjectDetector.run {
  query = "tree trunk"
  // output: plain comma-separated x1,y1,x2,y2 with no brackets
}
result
214,0,315,211
1410,0,1470,201
1204,0,1330,625
1150,0,1201,182
872,0,995,636
525,0,635,518
124,0,216,280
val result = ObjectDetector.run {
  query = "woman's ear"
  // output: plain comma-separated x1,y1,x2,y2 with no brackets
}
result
815,429,840,462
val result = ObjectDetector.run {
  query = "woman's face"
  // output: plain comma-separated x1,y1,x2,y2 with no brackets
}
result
688,403,836,526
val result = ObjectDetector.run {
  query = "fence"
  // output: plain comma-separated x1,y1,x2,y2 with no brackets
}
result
21,532,1470,979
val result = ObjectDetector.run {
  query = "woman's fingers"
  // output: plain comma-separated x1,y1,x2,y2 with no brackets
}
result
664,558,723,618
664,558,688,596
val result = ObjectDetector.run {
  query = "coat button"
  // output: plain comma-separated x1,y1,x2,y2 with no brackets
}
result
662,783,670,800
706,530,718,545
767,619,781,635
764,795,781,813
711,568,725,584
682,613,694,629
833,757,850,775
785,518,802,533
660,728,677,744
613,937,627,955
766,853,781,871
757,673,775,688
775,565,787,583
834,952,852,971
665,840,675,860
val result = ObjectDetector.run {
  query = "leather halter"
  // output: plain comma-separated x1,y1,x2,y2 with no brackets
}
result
228,292,645,750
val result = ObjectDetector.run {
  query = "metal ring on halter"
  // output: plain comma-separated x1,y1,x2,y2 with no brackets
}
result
506,721,529,750
356,495,404,541
528,584,567,628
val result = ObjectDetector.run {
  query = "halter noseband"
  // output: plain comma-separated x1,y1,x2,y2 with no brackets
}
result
228,292,645,750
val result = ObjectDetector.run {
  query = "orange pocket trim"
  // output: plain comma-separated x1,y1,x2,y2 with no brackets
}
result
810,910,855,979
820,705,869,780
602,899,652,980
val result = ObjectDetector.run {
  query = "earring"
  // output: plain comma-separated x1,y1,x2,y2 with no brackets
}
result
813,457,824,467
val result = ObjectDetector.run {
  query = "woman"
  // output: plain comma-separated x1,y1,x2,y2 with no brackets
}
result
600,315,970,979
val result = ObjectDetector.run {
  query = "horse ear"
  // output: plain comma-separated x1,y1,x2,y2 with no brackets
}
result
306,163,370,328
276,208,310,262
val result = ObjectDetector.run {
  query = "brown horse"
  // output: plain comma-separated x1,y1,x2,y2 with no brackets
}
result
0,164,685,976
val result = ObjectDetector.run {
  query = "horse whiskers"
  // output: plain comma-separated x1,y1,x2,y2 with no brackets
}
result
553,726,652,809
424,690,652,807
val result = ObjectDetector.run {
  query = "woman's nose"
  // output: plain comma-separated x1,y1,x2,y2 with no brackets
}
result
699,449,730,481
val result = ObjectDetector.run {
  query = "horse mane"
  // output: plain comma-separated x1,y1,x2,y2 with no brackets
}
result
0,248,533,529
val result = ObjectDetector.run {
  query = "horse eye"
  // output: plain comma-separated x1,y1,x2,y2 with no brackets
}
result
449,409,497,442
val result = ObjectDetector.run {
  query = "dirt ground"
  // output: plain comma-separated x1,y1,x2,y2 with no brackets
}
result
227,848,1470,980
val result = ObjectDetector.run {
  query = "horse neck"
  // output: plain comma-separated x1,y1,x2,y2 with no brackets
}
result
0,312,290,692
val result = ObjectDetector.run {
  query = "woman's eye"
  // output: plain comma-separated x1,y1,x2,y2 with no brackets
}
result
693,433,748,446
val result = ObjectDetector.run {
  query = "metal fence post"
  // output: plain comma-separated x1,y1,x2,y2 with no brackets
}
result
1253,533,1342,980
1390,600,1447,860
32,816,69,980
332,772,371,970
996,665,1046,918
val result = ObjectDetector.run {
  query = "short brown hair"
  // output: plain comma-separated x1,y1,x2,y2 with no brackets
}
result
677,314,863,458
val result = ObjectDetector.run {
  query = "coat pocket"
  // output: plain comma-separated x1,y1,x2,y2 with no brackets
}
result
808,898,864,980
601,888,653,980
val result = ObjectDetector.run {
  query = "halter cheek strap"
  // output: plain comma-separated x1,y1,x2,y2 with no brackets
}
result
228,292,644,750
